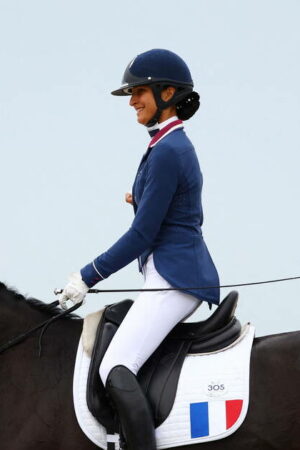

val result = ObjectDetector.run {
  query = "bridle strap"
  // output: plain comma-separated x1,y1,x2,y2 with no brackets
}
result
0,300,82,357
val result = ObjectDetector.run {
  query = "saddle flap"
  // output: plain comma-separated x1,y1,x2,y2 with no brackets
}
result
86,311,118,430
86,299,134,431
138,339,191,425
138,316,242,427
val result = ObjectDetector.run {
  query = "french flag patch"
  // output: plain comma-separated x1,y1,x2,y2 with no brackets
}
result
190,400,243,438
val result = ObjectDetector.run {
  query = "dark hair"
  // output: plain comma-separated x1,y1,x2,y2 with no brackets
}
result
176,91,200,120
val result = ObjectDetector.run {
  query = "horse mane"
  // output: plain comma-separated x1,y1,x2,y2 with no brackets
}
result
0,282,79,319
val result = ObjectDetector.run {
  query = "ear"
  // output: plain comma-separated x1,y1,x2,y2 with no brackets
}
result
161,86,176,102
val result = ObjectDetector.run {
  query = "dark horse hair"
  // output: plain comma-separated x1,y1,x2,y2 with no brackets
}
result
0,281,79,320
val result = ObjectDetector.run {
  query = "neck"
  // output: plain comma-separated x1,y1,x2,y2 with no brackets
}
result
147,115,178,135
158,107,177,123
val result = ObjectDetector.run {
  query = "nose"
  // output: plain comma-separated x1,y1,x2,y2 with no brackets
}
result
129,93,137,107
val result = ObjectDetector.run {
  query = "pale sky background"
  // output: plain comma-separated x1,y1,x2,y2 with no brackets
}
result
0,0,299,336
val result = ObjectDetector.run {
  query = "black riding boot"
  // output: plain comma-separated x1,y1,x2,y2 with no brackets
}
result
106,365,157,450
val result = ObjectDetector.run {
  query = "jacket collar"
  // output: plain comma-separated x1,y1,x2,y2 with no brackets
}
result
136,117,183,173
148,117,183,148
147,116,179,136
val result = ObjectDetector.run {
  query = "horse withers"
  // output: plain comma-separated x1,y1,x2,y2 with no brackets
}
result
0,282,300,450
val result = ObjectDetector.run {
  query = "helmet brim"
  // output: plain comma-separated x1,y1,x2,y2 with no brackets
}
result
111,86,131,96
111,80,153,96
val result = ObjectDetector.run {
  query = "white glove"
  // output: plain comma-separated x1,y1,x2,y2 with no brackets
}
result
59,272,89,310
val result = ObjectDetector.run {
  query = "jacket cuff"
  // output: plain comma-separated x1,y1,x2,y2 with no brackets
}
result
80,260,105,288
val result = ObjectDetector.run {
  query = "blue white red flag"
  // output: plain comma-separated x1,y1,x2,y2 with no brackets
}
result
190,400,243,438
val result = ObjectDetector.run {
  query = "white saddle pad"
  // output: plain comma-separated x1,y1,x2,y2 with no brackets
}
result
73,323,255,449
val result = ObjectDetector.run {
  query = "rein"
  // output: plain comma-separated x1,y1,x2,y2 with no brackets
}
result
0,300,82,357
54,274,300,294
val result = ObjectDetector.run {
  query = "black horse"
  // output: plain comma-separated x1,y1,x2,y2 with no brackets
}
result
0,281,300,450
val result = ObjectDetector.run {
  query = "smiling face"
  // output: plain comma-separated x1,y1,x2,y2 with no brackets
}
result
129,86,157,125
129,85,177,125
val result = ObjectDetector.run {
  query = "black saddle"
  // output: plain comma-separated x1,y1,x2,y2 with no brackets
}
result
86,291,241,432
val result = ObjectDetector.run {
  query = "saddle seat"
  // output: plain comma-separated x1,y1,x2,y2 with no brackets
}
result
86,291,241,431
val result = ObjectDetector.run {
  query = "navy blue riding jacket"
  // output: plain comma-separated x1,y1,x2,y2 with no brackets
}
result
81,120,220,305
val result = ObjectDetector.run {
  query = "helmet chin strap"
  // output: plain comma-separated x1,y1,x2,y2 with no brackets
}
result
146,108,162,127
146,84,172,127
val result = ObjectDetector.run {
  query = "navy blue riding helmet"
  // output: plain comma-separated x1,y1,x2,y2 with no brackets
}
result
111,49,200,126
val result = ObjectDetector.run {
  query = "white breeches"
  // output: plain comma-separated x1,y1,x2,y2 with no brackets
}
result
99,254,201,386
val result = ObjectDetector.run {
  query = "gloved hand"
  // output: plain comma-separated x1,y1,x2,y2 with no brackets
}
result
59,272,89,310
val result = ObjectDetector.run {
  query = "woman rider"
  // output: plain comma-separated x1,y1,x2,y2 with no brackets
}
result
59,49,220,450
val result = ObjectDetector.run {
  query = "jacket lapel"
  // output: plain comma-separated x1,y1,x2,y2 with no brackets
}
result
132,119,184,210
